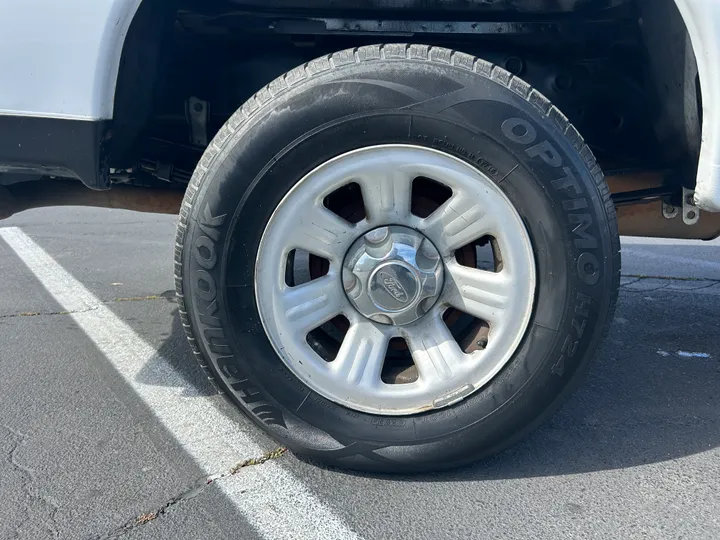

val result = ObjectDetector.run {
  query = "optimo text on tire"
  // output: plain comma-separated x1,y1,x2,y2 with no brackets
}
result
175,44,620,472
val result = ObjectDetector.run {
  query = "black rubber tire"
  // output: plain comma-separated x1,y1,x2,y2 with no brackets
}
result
174,44,620,473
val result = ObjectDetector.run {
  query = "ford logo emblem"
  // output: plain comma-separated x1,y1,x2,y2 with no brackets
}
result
378,271,408,303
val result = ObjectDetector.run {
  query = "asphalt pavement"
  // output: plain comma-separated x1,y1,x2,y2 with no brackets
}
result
1,207,719,540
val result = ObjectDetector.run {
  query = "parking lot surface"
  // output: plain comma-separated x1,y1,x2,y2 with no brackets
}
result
1,207,719,540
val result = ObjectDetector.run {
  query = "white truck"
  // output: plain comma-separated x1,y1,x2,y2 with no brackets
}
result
1,0,718,472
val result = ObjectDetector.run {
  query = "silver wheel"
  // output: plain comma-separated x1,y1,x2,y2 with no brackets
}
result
256,145,536,415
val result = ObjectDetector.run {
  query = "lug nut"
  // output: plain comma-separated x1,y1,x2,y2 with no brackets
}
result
342,268,357,292
365,227,389,245
370,313,393,325
419,238,440,260
419,296,437,315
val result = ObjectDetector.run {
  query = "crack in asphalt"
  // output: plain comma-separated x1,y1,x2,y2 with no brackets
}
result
111,295,171,303
621,274,720,283
620,274,720,293
91,447,287,540
3,426,60,539
0,307,99,320
0,294,174,320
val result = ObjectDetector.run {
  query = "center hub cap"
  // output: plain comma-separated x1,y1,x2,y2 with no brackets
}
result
343,226,444,325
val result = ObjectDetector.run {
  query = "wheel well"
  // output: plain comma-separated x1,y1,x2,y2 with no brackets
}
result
110,0,176,170
106,0,709,236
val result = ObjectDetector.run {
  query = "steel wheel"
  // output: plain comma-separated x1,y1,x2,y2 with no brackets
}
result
256,145,536,415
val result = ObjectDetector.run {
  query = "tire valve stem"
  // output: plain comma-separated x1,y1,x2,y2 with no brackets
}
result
476,338,489,350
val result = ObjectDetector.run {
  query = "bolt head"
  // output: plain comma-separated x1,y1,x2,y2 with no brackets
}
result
342,269,357,292
418,296,437,315
365,227,389,245
369,313,393,325
419,238,440,260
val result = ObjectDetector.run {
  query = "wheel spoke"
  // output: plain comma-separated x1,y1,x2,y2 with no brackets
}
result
444,261,510,325
288,203,356,261
405,315,466,384
331,321,389,388
280,275,347,334
420,191,495,256
356,167,414,226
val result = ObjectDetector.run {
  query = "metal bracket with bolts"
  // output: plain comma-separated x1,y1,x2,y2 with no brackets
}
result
662,200,679,219
682,187,700,225
186,97,208,147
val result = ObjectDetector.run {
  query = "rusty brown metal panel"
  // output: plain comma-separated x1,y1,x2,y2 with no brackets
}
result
0,180,183,220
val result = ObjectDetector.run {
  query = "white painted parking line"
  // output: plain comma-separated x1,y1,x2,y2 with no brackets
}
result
0,226,360,540
677,351,711,359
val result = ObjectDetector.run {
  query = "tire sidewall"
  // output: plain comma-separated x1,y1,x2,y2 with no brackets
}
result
181,55,616,467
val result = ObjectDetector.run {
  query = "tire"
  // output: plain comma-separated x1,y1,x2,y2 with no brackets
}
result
175,44,620,472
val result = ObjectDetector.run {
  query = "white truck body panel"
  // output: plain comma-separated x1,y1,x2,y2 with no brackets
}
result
0,0,141,120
